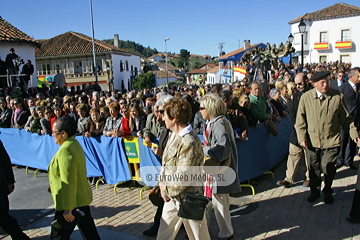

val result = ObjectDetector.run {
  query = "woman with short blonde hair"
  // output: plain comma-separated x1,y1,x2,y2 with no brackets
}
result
198,93,241,240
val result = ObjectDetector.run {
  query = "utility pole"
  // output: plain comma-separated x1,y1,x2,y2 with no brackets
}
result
89,0,98,85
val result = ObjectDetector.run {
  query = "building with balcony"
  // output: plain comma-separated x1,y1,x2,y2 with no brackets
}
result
0,16,38,87
35,32,141,91
289,3,360,66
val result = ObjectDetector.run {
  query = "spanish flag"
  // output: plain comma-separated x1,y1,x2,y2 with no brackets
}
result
335,41,352,49
234,66,247,75
314,43,329,50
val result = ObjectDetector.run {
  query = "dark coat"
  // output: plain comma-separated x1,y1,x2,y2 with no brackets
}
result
340,81,360,128
82,119,105,137
0,108,13,128
11,108,30,129
289,90,305,146
329,79,342,91
0,141,15,197
130,114,146,136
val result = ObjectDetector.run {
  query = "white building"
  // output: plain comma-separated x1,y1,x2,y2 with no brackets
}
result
0,16,38,87
154,71,177,87
206,66,220,84
35,32,141,91
289,2,360,66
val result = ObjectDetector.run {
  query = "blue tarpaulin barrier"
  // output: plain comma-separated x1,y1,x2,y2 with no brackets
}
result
0,117,291,184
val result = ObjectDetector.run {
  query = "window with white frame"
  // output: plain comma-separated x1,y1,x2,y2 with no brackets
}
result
319,55,327,63
341,29,350,41
340,55,350,63
320,32,328,43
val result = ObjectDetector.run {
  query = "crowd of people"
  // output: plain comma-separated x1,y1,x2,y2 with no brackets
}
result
1,60,360,239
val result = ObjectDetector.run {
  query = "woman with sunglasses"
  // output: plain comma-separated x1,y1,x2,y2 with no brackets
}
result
40,106,53,135
10,98,30,129
48,116,100,239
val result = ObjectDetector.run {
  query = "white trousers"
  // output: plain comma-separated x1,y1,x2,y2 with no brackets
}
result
206,193,233,238
157,199,210,240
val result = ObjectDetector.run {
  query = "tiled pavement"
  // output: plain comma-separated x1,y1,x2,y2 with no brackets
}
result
3,157,360,240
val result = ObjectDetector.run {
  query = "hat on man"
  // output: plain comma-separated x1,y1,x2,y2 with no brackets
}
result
310,71,330,82
10,48,14,52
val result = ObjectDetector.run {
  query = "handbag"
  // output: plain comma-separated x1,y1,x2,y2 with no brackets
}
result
203,117,231,174
149,187,161,206
178,193,210,221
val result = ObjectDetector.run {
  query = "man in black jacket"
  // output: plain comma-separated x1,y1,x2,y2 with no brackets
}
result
277,73,311,188
21,60,34,86
0,140,30,239
336,67,360,169
5,48,19,86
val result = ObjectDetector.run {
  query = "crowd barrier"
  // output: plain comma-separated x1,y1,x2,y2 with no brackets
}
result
0,117,291,185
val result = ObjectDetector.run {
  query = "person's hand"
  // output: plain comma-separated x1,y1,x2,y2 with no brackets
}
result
63,210,75,222
137,131,143,138
275,116,282,122
84,132,90,138
240,130,248,141
40,130,45,135
144,136,152,148
355,137,360,147
151,145,159,155
283,111,288,117
117,130,124,137
159,182,170,202
299,141,307,148
8,184,14,193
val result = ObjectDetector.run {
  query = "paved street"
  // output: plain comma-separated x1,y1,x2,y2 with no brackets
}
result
1,157,360,240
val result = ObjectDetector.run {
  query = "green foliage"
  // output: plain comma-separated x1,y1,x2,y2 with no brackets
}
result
132,72,155,89
102,39,158,58
179,49,191,69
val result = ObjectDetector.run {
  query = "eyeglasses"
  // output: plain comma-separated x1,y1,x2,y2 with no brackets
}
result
240,85,246,87
338,75,344,77
235,85,241,88
295,82,304,86
119,102,126,105
52,130,62,135
199,107,206,111
156,110,164,114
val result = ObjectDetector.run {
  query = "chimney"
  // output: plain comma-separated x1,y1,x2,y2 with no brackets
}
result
114,34,119,48
244,40,250,49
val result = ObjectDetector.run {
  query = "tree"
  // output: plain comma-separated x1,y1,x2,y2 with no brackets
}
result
179,49,191,70
132,72,155,89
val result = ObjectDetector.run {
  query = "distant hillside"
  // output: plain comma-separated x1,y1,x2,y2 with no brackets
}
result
102,39,159,58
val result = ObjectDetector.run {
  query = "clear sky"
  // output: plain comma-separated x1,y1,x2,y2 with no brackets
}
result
2,0,359,57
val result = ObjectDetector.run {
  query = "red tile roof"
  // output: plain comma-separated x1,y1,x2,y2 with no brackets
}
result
288,3,360,24
35,31,132,57
156,62,183,71
215,43,262,60
207,66,219,73
0,16,37,45
154,70,177,78
186,68,209,74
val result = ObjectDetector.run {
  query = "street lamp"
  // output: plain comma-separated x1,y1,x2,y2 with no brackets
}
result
288,33,294,68
164,38,170,86
298,19,306,70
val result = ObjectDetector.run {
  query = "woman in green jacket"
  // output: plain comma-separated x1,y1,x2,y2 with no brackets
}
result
48,115,100,240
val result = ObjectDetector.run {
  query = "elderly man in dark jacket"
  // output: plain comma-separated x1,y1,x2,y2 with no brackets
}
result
0,141,30,239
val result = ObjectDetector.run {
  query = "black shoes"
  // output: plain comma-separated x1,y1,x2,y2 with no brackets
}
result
276,180,294,188
143,225,159,236
324,194,334,204
307,193,320,202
